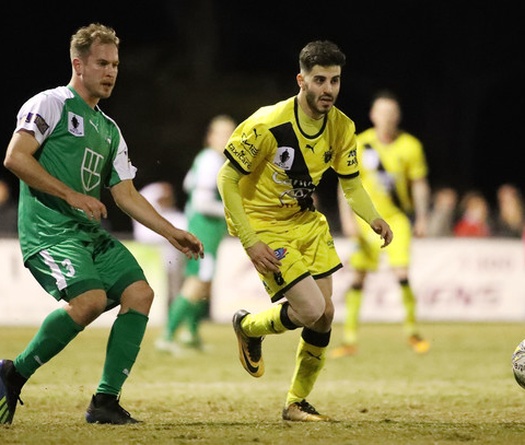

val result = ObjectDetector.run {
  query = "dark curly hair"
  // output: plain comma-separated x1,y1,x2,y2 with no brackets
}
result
299,40,346,73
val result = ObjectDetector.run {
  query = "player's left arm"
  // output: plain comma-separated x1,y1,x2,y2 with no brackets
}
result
408,139,431,238
334,119,392,247
111,180,203,259
411,176,431,237
339,175,393,248
337,182,359,238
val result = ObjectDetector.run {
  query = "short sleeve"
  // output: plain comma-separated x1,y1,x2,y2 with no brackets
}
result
332,118,359,178
223,121,274,175
15,91,65,145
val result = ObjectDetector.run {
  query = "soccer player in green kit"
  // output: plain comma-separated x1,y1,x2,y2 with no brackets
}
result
157,115,236,353
217,40,393,421
0,23,203,425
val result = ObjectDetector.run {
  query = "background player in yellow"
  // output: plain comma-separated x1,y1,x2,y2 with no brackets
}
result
217,41,393,422
331,89,431,358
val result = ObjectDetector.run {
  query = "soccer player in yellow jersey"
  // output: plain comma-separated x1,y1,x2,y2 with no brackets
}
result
330,89,431,358
217,41,393,422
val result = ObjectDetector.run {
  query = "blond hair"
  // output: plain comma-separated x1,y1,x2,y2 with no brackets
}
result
70,23,119,60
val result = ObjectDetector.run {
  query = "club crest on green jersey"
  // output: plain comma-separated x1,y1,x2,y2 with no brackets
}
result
68,112,84,137
81,148,103,192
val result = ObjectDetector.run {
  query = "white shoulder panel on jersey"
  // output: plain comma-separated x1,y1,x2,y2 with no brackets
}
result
15,86,73,146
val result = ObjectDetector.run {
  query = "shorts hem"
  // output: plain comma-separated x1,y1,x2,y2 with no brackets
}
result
313,263,343,280
63,279,104,301
107,269,147,301
270,272,310,303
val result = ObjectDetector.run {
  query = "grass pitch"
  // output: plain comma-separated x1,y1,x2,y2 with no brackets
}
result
2,321,525,444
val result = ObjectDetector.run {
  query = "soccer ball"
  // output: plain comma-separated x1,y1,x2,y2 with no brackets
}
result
512,339,525,389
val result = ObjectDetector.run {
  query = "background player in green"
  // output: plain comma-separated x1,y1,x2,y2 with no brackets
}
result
217,40,393,422
330,89,431,358
156,114,236,353
0,23,203,425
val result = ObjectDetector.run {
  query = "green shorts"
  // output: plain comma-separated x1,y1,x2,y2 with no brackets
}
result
255,210,342,303
185,212,227,281
25,230,147,310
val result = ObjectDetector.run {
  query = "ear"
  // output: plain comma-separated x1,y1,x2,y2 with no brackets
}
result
296,73,304,89
72,57,83,76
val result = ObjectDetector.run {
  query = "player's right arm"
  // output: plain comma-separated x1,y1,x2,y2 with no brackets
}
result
217,161,281,275
3,130,107,221
110,179,203,260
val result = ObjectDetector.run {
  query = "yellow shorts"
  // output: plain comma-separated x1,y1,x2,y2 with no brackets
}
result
255,211,342,302
350,211,411,271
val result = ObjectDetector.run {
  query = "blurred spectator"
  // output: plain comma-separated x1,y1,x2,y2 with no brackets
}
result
427,186,458,237
0,179,18,235
453,190,492,237
133,181,187,307
493,183,524,238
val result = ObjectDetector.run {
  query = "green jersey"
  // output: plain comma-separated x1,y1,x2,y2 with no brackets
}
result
14,85,137,261
183,147,227,253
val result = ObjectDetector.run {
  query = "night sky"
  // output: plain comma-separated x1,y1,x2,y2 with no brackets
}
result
1,2,523,230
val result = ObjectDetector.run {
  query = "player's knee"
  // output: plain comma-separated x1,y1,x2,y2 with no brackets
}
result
142,284,155,305
311,302,334,332
121,281,154,314
323,302,335,324
137,284,154,312
351,272,366,288
67,291,107,326
351,282,364,291
298,304,326,329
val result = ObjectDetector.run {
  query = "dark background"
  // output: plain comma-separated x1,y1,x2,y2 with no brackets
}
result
1,1,523,232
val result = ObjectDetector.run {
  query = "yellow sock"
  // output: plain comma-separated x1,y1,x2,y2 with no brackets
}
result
241,303,289,337
286,329,330,406
343,287,362,345
400,281,417,336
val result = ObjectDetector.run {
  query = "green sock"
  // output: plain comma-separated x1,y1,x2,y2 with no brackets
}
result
186,299,208,343
14,308,84,379
165,295,192,340
96,309,148,396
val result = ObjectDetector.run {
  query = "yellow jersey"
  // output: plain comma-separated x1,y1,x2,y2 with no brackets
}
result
356,127,428,218
223,96,360,234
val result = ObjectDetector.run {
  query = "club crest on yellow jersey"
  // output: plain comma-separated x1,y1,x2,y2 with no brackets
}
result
273,146,295,170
